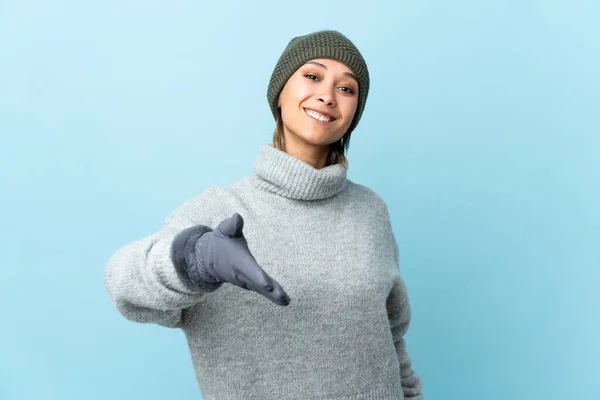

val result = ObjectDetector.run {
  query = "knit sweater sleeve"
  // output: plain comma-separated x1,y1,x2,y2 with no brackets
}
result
387,238,424,399
103,188,223,328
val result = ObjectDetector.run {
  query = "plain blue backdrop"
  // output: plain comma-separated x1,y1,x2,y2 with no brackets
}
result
1,1,598,399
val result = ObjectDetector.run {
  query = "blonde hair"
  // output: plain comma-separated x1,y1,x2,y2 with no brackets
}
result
271,108,349,169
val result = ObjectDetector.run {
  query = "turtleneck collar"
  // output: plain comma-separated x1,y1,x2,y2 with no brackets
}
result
249,143,348,201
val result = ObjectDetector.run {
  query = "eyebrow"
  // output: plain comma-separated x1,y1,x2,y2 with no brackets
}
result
304,61,358,83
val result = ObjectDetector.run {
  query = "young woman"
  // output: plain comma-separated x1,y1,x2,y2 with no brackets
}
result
104,29,424,400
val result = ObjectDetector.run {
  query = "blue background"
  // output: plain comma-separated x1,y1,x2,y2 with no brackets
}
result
1,1,598,399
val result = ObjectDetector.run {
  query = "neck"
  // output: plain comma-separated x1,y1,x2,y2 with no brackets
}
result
282,134,330,170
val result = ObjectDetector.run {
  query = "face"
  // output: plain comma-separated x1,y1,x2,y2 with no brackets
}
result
277,58,359,166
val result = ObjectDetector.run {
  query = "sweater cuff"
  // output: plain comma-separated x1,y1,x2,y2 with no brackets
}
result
171,225,223,293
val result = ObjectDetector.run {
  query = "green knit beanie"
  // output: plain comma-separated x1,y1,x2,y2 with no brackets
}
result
267,30,370,137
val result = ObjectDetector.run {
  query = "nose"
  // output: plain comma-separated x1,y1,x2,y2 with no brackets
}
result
317,86,336,107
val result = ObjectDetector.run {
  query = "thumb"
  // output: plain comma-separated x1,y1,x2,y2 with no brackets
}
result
214,213,244,238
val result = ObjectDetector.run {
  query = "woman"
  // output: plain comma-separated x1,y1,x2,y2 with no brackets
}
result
104,29,424,400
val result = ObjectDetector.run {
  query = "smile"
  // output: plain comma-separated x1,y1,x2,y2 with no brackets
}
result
304,108,334,123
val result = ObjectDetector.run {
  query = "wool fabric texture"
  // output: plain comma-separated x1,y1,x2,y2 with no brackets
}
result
267,30,370,138
103,144,423,399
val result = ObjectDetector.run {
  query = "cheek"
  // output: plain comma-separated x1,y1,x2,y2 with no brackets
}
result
342,101,358,123
288,77,311,98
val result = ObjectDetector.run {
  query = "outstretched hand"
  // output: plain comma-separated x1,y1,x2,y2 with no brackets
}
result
196,213,291,306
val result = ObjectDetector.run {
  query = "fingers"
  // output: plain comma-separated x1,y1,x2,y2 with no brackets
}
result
236,263,291,306
215,213,244,238
239,252,272,289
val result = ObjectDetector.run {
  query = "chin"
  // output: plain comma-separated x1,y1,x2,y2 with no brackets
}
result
285,124,342,148
301,136,337,148
301,129,340,144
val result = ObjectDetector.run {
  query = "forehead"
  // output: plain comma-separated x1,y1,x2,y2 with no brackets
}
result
302,58,352,73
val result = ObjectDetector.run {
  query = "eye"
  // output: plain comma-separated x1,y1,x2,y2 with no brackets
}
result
304,73,355,95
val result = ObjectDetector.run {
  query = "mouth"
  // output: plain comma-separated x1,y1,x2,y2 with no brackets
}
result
304,108,336,123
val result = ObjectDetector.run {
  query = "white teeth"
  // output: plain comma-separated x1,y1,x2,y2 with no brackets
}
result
306,109,332,122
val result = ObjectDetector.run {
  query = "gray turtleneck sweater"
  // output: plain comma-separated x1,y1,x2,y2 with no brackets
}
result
103,144,423,399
